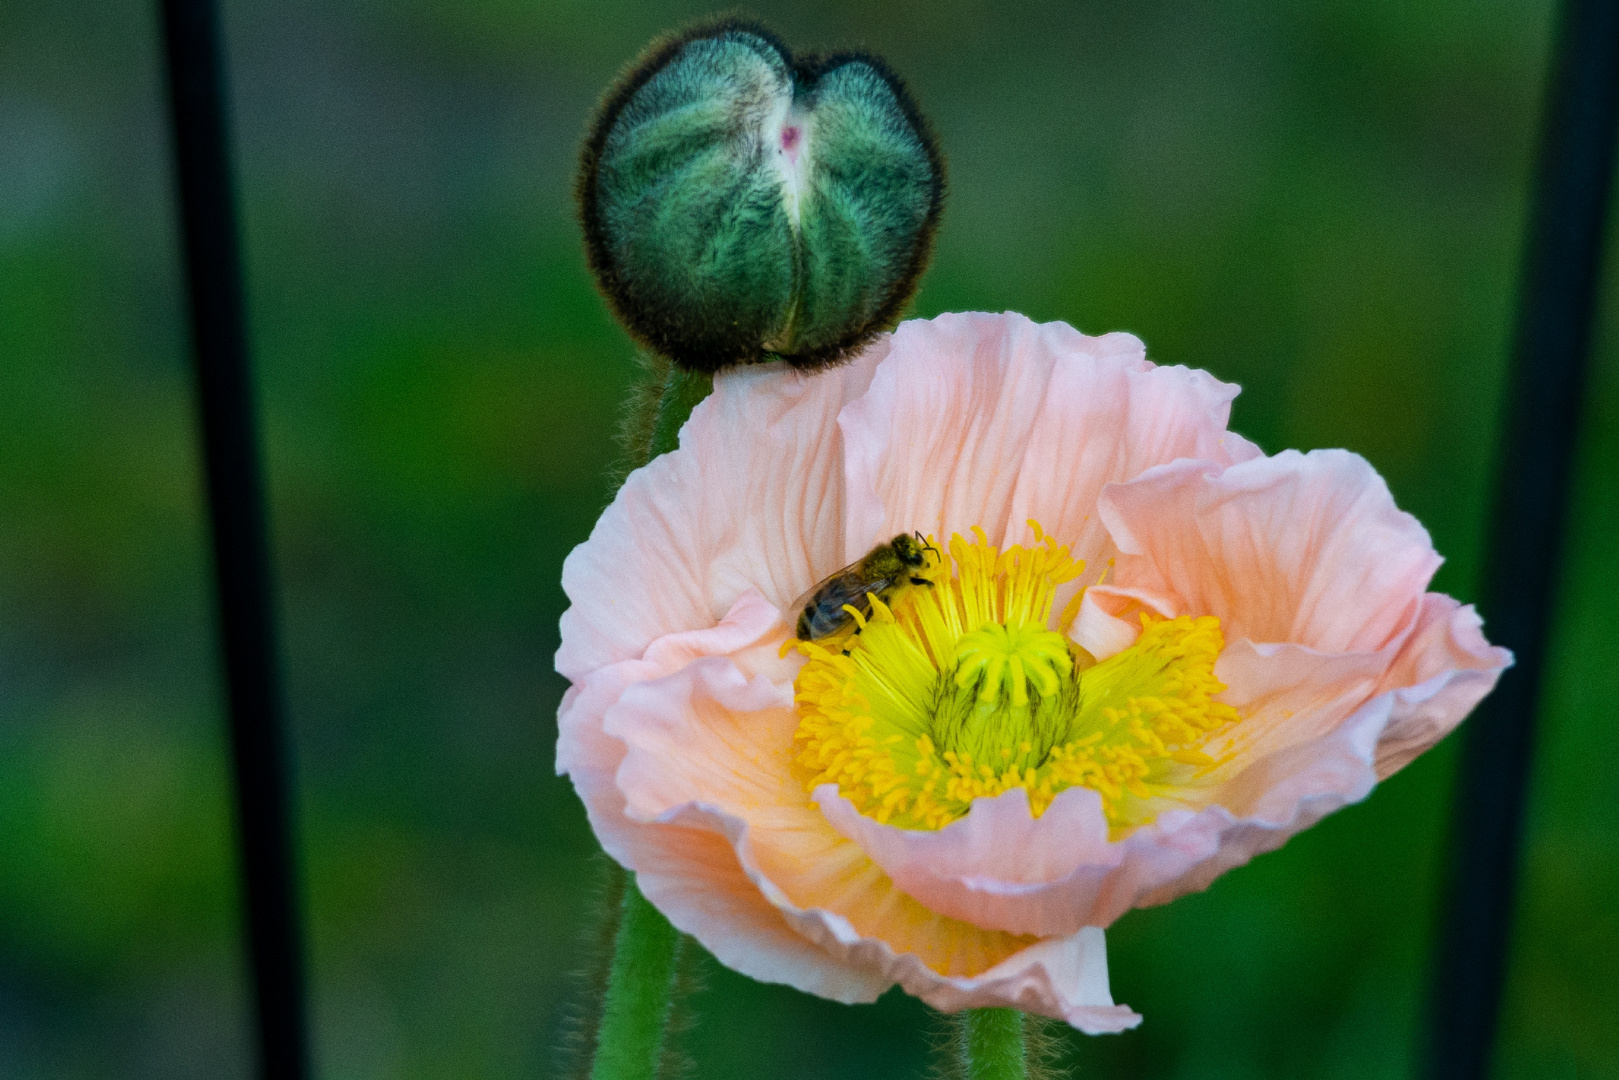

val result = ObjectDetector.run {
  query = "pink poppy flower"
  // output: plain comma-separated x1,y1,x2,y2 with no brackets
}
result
555,311,1509,1032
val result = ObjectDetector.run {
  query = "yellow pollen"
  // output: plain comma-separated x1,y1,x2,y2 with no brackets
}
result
791,521,1241,833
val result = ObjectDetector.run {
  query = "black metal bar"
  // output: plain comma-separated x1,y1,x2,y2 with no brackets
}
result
157,2,311,1078
1424,2,1619,1078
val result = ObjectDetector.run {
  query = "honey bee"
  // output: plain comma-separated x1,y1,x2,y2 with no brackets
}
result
794,533,939,642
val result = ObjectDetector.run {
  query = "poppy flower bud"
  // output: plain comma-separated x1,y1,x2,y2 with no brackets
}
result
577,19,945,374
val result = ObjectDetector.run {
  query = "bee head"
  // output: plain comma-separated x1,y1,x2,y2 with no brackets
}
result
892,533,933,569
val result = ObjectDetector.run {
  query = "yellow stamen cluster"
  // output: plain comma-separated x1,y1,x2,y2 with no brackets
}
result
791,522,1240,833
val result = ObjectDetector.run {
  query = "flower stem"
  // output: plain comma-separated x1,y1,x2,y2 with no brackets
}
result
647,365,712,459
958,1008,1030,1080
588,876,688,1080
562,859,628,1080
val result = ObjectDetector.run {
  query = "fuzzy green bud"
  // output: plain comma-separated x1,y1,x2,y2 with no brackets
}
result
578,19,945,373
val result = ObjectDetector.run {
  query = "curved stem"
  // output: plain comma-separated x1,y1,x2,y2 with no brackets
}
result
958,1008,1029,1080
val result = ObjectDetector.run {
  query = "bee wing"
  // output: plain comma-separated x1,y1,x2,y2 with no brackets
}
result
803,573,897,617
791,567,898,639
790,561,852,620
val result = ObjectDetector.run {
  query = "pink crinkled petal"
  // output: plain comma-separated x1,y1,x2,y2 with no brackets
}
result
609,660,794,825
816,784,1112,890
1372,594,1512,778
556,345,886,683
1069,583,1178,660
557,593,882,1001
838,312,1252,565
1205,638,1393,771
625,806,894,1005
1098,450,1442,654
646,803,1140,1033
1129,597,1506,908
556,589,789,780
816,784,1117,938
813,703,1388,936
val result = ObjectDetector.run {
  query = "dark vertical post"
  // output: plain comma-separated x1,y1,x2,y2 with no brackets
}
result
1425,2,1619,1078
157,2,311,1078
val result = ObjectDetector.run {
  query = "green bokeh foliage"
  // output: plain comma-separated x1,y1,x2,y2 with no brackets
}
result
0,0,1615,1077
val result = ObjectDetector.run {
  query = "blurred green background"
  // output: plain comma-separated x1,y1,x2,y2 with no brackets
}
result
2,0,1615,1076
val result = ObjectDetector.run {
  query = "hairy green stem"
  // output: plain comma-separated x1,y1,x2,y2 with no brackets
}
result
562,860,629,1080
648,366,713,459
959,1008,1029,1080
590,878,687,1080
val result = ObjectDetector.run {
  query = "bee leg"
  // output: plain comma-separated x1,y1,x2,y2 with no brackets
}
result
910,577,933,587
